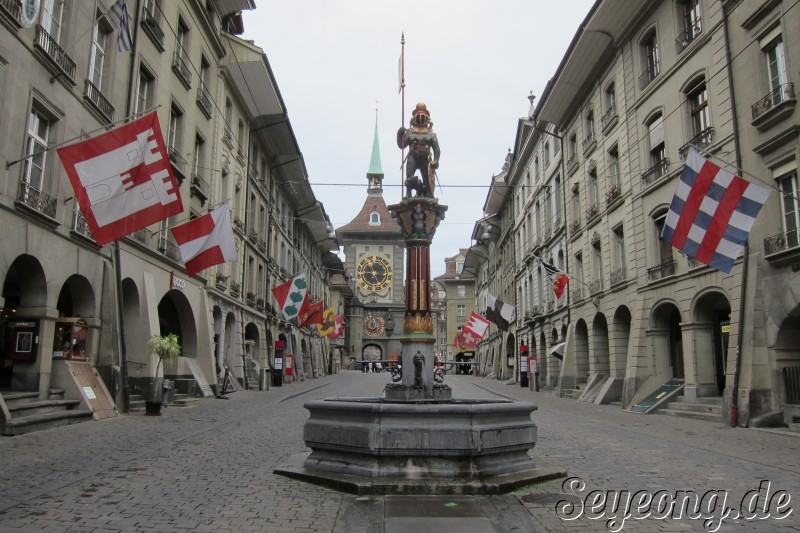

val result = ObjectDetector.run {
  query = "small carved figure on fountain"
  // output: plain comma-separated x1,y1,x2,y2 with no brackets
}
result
398,102,440,199
413,351,425,387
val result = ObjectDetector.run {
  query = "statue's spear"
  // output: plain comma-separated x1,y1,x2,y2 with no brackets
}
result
399,32,405,195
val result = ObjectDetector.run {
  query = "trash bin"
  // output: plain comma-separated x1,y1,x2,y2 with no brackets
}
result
259,368,269,391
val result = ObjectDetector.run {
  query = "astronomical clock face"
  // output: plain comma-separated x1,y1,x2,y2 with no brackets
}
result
364,316,385,336
356,255,392,292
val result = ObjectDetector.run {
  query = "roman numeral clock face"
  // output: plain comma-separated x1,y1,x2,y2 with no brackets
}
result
356,255,392,292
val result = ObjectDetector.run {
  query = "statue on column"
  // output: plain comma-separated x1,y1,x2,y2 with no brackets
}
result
397,102,440,199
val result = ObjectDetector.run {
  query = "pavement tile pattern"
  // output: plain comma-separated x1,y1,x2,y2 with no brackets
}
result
0,372,798,532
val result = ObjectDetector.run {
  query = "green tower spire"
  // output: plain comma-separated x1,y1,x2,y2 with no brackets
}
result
367,113,383,194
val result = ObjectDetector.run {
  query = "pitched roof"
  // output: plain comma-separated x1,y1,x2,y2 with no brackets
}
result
337,194,402,236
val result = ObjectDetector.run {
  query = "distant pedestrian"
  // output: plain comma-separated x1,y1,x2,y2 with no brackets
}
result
375,362,383,373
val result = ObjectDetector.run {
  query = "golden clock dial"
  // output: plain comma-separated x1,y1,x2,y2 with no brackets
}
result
356,255,393,292
364,316,385,336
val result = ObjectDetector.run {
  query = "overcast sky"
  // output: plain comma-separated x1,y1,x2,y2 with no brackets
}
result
242,1,595,276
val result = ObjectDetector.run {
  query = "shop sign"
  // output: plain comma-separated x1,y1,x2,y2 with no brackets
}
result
170,271,187,291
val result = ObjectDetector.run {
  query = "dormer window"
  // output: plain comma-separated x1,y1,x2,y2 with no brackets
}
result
369,212,380,225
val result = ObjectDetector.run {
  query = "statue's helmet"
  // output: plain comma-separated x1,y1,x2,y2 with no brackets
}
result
412,102,430,126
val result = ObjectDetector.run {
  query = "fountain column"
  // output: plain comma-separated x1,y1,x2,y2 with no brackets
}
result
386,197,448,400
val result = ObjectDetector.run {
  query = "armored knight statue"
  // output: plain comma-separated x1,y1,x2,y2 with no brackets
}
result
397,102,440,198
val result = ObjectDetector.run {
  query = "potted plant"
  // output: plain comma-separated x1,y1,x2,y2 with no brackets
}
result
145,333,181,416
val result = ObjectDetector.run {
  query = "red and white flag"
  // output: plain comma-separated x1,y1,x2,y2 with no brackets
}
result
328,315,345,339
57,112,183,247
463,311,491,339
454,329,478,350
298,299,325,329
170,203,237,277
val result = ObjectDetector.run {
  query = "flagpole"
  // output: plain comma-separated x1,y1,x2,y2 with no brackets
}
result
5,104,161,171
400,32,405,196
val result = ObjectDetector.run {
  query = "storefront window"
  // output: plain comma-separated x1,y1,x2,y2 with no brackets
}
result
53,320,87,360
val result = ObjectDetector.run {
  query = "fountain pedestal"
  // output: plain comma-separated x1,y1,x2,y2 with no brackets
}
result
274,196,560,494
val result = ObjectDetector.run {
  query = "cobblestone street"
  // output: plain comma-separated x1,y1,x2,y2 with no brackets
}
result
1,372,799,532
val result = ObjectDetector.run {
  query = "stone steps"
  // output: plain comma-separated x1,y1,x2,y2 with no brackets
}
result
1,389,93,436
657,395,723,423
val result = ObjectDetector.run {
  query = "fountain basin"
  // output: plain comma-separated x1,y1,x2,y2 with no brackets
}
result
275,397,565,494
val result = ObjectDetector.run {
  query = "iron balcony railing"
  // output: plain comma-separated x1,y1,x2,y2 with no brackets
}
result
71,208,93,240
679,127,714,160
17,180,57,218
676,18,702,54
605,184,621,206
157,230,181,262
641,159,670,185
588,279,603,295
140,10,165,50
764,228,800,256
600,104,617,132
196,84,212,118
573,286,583,301
230,281,241,298
609,266,626,286
586,204,599,220
131,227,151,244
191,173,208,202
167,146,187,174
751,82,795,120
84,79,114,123
647,259,676,281
582,130,596,155
0,0,22,27
639,61,660,90
34,24,76,82
172,50,192,88
215,273,228,291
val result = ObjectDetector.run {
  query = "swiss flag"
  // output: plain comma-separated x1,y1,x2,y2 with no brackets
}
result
170,203,237,276
57,112,183,246
329,315,345,339
454,329,478,350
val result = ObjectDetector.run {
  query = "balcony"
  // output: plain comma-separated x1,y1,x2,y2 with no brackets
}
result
17,181,57,219
167,146,187,180
246,291,256,307
647,259,676,281
605,184,621,206
639,63,659,90
257,238,267,253
588,279,603,295
676,18,702,54
172,50,192,89
582,131,596,156
140,10,165,51
222,128,234,148
83,80,114,124
609,266,626,286
764,228,800,256
190,173,208,206
570,219,581,236
71,209,93,241
751,83,795,130
230,281,241,298
131,227,151,244
196,84,212,119
215,273,228,291
573,286,584,301
601,104,617,133
679,127,714,160
585,204,599,221
1,0,23,28
248,228,259,243
566,153,578,175
641,159,670,186
256,298,265,311
233,217,244,234
157,230,181,262
34,24,76,84
546,300,555,313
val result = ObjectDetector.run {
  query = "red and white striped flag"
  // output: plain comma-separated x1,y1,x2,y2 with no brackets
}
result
463,311,491,339
171,203,237,276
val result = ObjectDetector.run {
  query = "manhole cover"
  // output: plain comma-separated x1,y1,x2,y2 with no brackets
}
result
520,493,579,506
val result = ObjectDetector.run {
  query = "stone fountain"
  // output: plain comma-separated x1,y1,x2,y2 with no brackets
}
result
274,105,560,495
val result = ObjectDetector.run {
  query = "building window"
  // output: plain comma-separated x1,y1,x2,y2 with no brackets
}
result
554,174,562,224
457,285,466,297
571,186,581,229
647,113,666,168
605,83,616,114
764,34,787,94
23,108,51,190
608,145,620,190
456,259,464,275
457,305,466,317
176,18,188,60
583,109,595,150
779,172,799,246
135,65,155,114
588,168,599,215
654,210,674,265
688,80,710,137
592,241,603,282
42,0,65,43
613,225,625,270
193,134,204,175
533,157,539,179
88,13,110,90
369,212,380,225
640,29,660,88
543,142,550,168
168,104,182,151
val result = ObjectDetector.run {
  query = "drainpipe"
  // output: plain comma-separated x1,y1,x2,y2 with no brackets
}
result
723,3,746,427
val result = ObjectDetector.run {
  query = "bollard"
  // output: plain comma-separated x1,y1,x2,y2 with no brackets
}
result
259,368,269,391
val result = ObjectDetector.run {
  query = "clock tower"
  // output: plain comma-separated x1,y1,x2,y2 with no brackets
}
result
337,117,405,365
